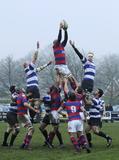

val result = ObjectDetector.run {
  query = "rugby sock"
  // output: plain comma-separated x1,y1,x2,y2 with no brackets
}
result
25,135,32,146
40,129,48,140
56,130,63,145
78,135,91,153
86,133,92,143
70,136,80,151
2,132,10,145
48,131,55,144
86,133,92,147
79,135,87,146
95,131,108,139
9,134,17,146
23,133,28,145
77,137,81,146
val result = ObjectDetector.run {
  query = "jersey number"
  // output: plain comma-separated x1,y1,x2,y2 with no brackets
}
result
71,106,76,113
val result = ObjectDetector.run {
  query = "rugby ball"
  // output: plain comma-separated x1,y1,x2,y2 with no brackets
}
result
61,20,68,30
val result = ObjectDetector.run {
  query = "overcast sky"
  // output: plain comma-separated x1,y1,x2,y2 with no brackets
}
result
0,0,119,60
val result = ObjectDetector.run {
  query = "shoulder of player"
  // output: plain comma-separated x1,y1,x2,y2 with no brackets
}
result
92,98,99,105
30,62,36,68
65,100,81,105
17,93,26,98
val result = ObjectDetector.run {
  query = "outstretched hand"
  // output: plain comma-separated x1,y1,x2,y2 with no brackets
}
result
62,20,68,30
34,50,38,59
37,41,40,49
69,40,75,46
60,22,63,29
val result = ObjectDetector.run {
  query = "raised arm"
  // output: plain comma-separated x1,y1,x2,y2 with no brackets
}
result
24,102,39,113
69,40,83,60
56,22,64,44
61,20,68,47
83,93,93,107
32,51,38,64
32,41,39,64
62,30,68,47
36,61,52,72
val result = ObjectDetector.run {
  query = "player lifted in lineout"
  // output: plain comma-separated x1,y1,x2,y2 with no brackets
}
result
23,41,52,122
53,20,79,92
69,40,96,93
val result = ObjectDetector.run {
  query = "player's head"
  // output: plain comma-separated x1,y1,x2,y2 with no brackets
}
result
53,39,58,45
15,87,25,94
76,86,83,94
98,88,104,97
68,91,76,101
49,85,59,93
23,62,28,68
87,52,94,62
9,85,16,93
94,88,104,98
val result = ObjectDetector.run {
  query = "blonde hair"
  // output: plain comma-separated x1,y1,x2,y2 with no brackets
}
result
88,52,94,57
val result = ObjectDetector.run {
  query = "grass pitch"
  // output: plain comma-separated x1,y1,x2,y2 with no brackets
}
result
0,122,119,160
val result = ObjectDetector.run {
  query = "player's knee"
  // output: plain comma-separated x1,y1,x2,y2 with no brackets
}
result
7,127,12,133
13,129,19,136
92,128,99,134
31,127,35,133
28,126,34,135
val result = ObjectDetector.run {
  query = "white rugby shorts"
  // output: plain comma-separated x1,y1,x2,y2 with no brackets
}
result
55,64,71,77
68,120,83,132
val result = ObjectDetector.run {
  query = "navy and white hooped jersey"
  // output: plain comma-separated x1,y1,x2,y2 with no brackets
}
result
9,105,17,113
100,99,105,115
100,99,105,109
89,98,104,118
24,62,38,87
81,57,96,81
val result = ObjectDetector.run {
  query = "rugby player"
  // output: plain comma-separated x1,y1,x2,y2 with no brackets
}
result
59,78,90,153
16,88,39,150
39,92,52,148
53,21,78,91
85,88,112,147
2,85,20,147
69,40,96,93
40,85,64,148
23,42,52,122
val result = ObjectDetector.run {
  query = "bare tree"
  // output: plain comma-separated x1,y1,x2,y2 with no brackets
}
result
0,56,15,96
95,54,119,105
0,56,26,97
0,46,119,106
